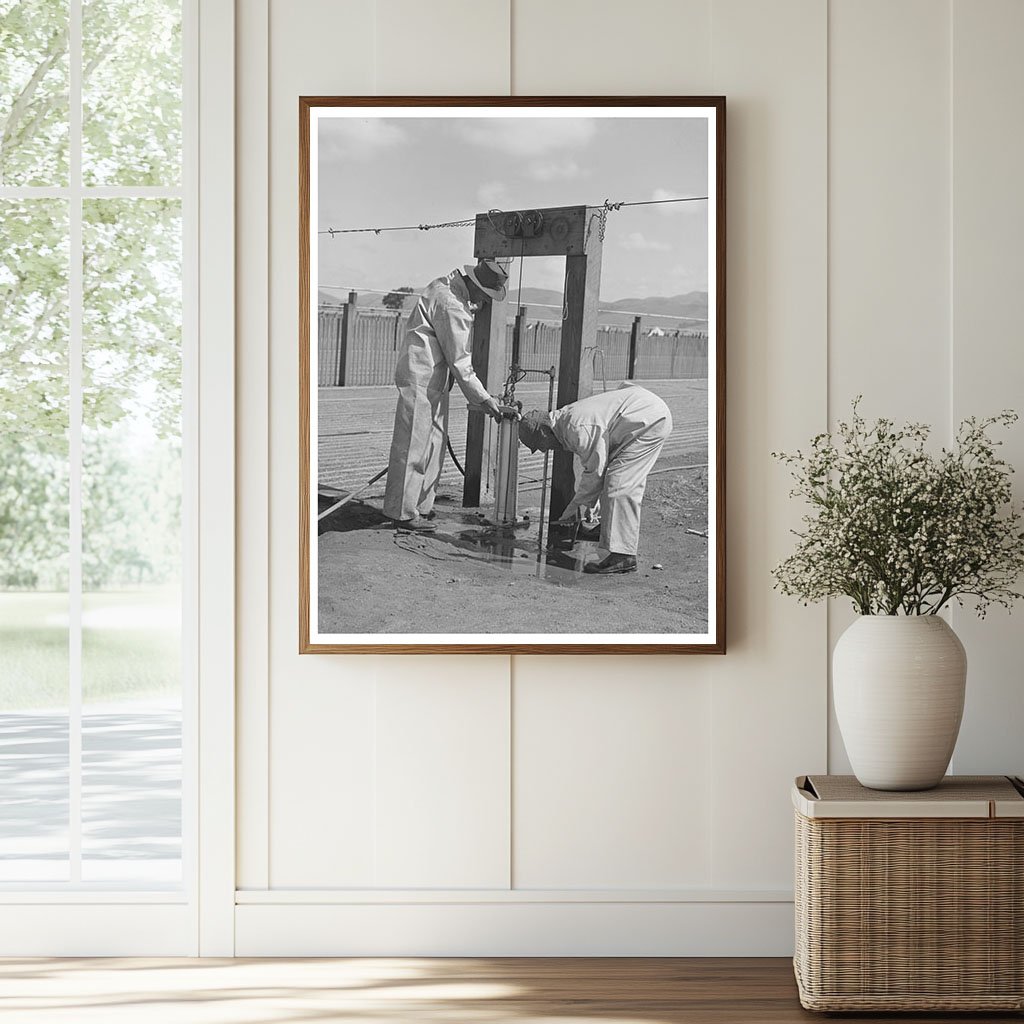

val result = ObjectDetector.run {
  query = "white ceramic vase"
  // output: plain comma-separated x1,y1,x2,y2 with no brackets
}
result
833,615,967,791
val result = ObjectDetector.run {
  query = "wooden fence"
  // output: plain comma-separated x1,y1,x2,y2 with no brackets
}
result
513,321,708,383
318,303,708,387
318,306,406,386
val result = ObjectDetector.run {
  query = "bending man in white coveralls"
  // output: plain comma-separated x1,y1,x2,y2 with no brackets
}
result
383,259,508,530
518,383,673,575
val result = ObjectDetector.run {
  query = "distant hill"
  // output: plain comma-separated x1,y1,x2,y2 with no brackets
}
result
319,285,708,332
319,287,420,312
511,288,708,331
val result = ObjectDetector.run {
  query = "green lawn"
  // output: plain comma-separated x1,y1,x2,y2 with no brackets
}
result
0,590,181,710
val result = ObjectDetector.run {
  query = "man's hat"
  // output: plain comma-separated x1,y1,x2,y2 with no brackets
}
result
463,258,509,302
518,409,553,453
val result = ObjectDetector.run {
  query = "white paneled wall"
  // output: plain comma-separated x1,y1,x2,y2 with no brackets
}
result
376,0,510,95
827,0,1024,780
234,0,1024,955
373,660,511,888
265,0,375,889
948,0,1024,776
828,0,950,426
705,0,828,890
511,0,712,93
826,0,953,772
270,666,377,886
513,657,713,889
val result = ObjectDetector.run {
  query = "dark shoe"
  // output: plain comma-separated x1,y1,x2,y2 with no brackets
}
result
391,517,437,533
577,521,601,542
583,553,638,575
547,520,579,550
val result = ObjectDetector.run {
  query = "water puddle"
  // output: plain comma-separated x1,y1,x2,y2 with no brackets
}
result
393,517,598,586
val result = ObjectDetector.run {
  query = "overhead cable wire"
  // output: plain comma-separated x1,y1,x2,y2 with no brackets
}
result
321,217,476,237
599,196,708,210
318,195,708,237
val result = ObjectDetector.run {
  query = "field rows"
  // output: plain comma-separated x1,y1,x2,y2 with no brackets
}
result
317,380,710,496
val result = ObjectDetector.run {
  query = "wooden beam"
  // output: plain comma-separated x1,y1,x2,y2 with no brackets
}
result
462,294,508,507
627,315,642,380
474,205,588,259
338,290,357,386
550,208,604,523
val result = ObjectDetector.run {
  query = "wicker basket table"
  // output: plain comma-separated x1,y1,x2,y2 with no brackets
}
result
793,774,1024,1012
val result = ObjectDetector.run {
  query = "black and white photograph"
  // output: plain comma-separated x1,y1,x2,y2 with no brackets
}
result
300,98,725,652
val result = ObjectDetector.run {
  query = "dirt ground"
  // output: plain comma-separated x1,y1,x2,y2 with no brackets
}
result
317,469,709,636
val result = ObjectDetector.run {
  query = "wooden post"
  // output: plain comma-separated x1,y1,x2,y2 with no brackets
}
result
462,295,508,507
338,290,357,386
550,208,603,523
512,305,526,366
627,315,642,380
469,204,606,520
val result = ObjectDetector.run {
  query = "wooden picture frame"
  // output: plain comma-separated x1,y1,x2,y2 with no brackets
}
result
300,96,725,653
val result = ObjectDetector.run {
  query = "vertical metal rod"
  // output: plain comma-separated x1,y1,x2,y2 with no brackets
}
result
535,366,556,554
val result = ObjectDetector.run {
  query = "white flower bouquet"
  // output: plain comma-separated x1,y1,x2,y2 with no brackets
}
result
773,401,1024,616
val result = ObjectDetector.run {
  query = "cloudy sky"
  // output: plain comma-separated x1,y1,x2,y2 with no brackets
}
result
316,112,709,303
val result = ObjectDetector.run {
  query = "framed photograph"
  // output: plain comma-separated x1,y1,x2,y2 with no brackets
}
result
300,96,725,653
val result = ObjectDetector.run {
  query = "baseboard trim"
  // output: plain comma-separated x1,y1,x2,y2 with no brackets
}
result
235,900,795,956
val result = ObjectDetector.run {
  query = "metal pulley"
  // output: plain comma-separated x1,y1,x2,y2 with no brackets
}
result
498,209,544,239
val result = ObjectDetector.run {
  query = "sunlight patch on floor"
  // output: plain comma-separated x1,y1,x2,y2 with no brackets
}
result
0,957,684,1024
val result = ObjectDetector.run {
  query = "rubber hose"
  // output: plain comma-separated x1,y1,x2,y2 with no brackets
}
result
446,433,466,476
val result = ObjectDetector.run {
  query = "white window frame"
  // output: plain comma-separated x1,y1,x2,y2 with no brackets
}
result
0,0,234,956
195,0,236,958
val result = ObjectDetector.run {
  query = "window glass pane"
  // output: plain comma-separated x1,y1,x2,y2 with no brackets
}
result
0,0,70,186
0,199,70,881
82,0,181,186
81,198,181,883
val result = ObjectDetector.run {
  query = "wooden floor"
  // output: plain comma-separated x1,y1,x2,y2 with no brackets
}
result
0,957,1019,1023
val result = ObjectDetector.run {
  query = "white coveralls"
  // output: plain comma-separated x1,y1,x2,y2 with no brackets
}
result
550,383,673,555
383,270,491,521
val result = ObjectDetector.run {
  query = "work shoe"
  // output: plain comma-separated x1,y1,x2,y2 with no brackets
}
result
391,517,437,533
583,553,638,575
547,520,579,550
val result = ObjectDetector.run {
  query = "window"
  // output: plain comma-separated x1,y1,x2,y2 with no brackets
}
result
0,0,192,889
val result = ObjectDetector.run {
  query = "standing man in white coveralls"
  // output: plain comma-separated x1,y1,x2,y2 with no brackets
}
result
518,383,673,575
383,259,508,530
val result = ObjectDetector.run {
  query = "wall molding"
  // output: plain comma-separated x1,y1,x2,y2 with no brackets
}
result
236,887,791,904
